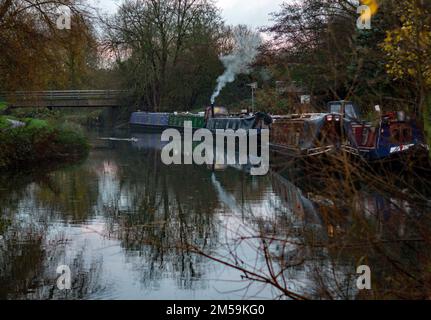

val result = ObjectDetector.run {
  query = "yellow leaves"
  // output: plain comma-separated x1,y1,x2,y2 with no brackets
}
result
382,38,396,54
419,30,431,46
360,0,379,16
407,68,416,76
381,0,431,87
385,31,392,43
395,33,402,42
425,66,431,87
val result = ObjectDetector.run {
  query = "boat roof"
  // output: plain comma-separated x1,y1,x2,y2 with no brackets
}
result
272,113,328,121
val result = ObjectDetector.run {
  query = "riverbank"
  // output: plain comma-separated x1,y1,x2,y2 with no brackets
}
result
0,116,89,170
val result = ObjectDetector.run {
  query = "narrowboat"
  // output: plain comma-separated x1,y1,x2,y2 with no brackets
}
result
130,112,170,131
270,112,345,158
328,101,429,163
270,100,429,165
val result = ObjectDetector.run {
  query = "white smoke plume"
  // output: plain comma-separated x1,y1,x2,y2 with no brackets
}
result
211,26,262,105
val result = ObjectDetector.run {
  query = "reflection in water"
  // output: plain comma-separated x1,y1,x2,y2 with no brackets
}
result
0,131,430,299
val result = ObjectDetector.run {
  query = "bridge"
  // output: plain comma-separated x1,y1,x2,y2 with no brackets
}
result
1,90,126,108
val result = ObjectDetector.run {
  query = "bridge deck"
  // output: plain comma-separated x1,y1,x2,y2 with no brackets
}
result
1,90,126,108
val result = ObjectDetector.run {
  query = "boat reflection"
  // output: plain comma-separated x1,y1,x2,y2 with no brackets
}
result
0,131,429,299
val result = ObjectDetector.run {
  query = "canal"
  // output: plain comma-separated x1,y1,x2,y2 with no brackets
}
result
0,130,430,299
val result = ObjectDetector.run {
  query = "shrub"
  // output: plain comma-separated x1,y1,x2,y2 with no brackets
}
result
24,118,49,130
0,101,7,113
0,116,12,130
0,122,89,170
10,108,61,120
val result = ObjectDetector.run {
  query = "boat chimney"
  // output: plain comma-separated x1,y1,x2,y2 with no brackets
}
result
211,103,215,118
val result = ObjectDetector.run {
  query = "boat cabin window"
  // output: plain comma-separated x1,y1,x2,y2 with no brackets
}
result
390,124,412,144
329,102,359,119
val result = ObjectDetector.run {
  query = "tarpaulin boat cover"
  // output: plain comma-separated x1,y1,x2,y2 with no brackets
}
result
300,114,327,150
272,114,327,150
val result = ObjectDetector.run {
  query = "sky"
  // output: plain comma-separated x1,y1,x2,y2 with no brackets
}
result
93,0,285,29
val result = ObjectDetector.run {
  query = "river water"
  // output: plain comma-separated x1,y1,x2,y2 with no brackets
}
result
0,130,430,300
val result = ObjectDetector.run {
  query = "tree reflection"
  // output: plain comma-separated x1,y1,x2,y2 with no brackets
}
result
1,132,430,300
33,168,99,223
0,208,106,300
191,155,431,299
126,133,431,299
101,143,221,290
0,162,106,299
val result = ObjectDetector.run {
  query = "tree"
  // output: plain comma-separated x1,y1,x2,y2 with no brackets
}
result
102,0,225,111
382,0,431,120
263,1,359,104
0,0,98,91
261,0,404,113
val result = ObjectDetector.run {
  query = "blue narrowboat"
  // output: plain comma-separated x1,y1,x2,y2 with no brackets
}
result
130,112,170,131
328,101,429,162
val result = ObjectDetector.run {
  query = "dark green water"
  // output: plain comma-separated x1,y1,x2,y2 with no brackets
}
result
0,130,430,300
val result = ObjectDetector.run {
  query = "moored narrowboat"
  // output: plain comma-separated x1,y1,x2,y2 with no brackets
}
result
329,101,429,163
270,112,345,158
269,100,429,165
130,112,170,131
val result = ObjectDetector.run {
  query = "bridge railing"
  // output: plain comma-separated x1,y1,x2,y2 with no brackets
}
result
1,90,127,101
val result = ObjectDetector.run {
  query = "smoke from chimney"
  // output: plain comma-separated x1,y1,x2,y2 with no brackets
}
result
210,26,262,105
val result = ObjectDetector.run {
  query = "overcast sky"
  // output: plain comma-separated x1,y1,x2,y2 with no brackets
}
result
93,0,285,29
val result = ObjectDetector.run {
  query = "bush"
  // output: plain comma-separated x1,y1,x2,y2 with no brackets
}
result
10,108,61,120
0,116,12,130
24,118,49,130
0,101,7,113
0,121,89,170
